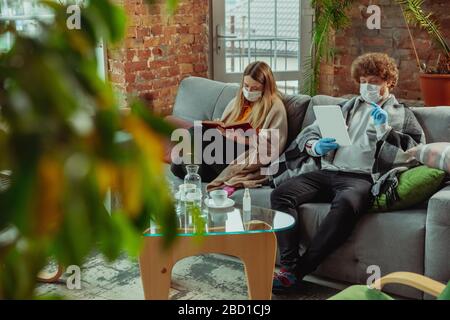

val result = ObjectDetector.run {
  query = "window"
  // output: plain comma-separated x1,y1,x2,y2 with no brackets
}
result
212,0,313,94
0,0,53,51
0,0,106,78
224,0,300,73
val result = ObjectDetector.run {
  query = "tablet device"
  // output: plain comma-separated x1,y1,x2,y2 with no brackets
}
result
313,105,352,146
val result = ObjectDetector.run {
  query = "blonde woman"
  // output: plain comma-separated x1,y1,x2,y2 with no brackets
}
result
171,61,288,196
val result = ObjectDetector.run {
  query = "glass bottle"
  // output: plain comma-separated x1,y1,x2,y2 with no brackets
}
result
184,164,202,194
243,188,251,212
242,188,252,226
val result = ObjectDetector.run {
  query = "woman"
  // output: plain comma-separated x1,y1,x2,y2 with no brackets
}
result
171,61,288,196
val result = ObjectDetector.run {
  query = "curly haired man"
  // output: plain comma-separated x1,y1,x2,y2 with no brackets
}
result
270,52,426,294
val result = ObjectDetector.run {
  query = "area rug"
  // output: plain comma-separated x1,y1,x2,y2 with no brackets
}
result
36,253,339,300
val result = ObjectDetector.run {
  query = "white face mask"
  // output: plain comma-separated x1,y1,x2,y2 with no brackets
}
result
243,87,262,102
360,83,382,104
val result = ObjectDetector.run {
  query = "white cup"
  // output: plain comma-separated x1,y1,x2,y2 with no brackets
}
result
210,190,228,206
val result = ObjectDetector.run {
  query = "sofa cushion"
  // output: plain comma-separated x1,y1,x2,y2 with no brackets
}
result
173,77,229,122
411,107,450,143
297,203,426,299
281,94,311,148
371,165,446,212
211,84,239,120
407,143,450,174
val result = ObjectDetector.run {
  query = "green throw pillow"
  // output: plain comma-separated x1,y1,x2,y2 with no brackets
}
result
371,166,446,213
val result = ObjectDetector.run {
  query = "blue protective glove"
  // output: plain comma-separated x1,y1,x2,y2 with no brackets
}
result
370,102,389,126
314,138,339,156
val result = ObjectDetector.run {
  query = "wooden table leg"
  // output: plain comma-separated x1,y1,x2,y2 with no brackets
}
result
240,232,276,300
139,237,174,300
139,230,277,300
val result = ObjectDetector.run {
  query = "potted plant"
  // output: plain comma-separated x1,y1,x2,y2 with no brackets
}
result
303,0,449,105
302,0,354,95
397,0,450,106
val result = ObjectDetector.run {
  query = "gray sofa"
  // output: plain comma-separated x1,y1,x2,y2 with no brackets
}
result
166,76,450,299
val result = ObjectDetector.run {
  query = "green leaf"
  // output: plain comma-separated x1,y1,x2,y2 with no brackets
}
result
396,0,450,57
145,0,179,14
303,0,354,95
110,212,143,258
438,281,450,300
166,0,180,14
0,0,180,299
89,0,127,43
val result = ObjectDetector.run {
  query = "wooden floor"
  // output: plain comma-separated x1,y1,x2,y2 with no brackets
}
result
35,253,340,300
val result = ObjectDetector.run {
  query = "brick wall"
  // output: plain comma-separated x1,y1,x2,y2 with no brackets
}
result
108,0,210,115
320,0,450,101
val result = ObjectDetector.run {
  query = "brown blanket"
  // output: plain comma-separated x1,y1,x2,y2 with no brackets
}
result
206,97,288,191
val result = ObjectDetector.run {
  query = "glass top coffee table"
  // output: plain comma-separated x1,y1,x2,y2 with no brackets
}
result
139,204,295,300
145,204,295,236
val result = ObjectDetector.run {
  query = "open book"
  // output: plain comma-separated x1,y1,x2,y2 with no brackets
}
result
202,120,253,131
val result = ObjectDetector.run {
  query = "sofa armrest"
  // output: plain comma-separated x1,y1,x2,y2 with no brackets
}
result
164,115,194,130
162,116,194,164
424,184,450,286
427,184,450,226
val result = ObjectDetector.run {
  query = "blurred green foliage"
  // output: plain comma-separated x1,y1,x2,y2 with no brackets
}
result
0,0,179,299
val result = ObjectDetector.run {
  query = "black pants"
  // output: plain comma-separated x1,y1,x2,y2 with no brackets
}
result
270,170,373,279
171,126,248,183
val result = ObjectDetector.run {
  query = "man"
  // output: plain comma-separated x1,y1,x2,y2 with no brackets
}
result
270,53,425,293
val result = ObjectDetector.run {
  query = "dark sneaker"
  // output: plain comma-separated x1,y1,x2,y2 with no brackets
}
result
272,268,301,294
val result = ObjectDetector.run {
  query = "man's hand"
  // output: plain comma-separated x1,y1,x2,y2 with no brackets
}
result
314,138,339,156
370,102,389,126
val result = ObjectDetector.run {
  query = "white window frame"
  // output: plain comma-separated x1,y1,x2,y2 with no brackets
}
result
210,0,313,94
